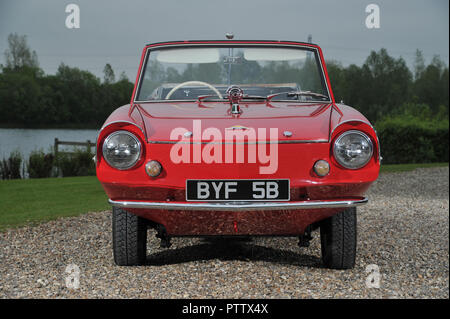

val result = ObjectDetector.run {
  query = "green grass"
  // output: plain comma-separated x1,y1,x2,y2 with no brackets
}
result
380,162,448,173
0,162,448,230
0,176,109,231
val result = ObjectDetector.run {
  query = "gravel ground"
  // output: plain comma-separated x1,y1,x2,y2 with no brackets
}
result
0,167,448,298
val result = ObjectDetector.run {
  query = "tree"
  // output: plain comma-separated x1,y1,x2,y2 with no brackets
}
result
413,55,449,113
56,63,102,124
103,63,115,84
413,49,425,80
362,49,413,121
4,33,39,69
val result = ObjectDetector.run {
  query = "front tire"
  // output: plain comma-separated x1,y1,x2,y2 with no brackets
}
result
320,207,357,269
112,207,147,266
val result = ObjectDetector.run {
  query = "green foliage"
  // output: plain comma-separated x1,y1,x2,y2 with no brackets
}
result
27,150,54,178
0,151,22,180
412,56,449,114
56,149,95,177
375,107,449,164
327,49,448,123
0,62,133,127
1,149,95,179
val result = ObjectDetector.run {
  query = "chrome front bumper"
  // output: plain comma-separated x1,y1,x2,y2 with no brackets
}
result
108,197,368,211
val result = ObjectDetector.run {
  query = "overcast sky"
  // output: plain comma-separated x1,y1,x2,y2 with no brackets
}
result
0,0,448,80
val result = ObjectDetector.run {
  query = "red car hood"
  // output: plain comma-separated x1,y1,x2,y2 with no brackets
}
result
136,101,332,142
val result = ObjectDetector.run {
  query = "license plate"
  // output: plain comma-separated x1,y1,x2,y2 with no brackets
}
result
186,179,290,201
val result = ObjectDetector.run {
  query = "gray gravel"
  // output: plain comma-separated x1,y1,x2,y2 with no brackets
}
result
0,167,448,298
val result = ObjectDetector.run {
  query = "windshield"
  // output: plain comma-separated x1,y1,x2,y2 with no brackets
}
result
135,45,330,102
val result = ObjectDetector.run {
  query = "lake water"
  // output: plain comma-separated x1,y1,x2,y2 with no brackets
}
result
0,128,100,160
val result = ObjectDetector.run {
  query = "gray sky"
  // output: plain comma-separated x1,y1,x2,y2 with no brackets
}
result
0,0,448,80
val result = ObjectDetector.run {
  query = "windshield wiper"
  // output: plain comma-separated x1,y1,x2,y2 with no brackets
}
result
197,95,226,102
242,95,267,100
226,91,329,101
266,91,329,102
197,94,266,102
197,91,329,103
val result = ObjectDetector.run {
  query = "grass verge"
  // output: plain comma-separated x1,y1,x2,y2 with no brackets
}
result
0,176,109,231
380,162,448,173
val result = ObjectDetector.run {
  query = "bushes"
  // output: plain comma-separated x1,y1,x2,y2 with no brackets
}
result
55,149,95,177
27,150,54,178
0,150,22,179
375,113,449,164
0,149,95,179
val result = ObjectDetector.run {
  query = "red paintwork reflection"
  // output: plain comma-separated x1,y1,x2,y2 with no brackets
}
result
127,207,344,236
136,102,332,143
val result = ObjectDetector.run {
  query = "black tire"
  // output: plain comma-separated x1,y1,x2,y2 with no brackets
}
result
112,206,147,266
320,207,357,269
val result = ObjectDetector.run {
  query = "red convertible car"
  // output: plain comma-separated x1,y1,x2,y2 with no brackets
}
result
96,40,380,269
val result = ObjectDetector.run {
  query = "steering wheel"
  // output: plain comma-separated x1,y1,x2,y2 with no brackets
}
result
165,81,223,100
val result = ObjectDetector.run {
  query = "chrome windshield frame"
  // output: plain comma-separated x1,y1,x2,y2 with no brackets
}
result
132,43,332,104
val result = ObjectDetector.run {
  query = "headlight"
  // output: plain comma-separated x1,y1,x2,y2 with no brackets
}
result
102,131,141,170
333,130,373,169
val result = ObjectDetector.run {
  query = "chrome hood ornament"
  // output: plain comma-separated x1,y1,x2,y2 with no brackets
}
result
226,85,243,115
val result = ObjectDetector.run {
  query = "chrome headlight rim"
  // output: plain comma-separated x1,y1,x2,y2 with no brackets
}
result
102,130,142,170
333,130,373,170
